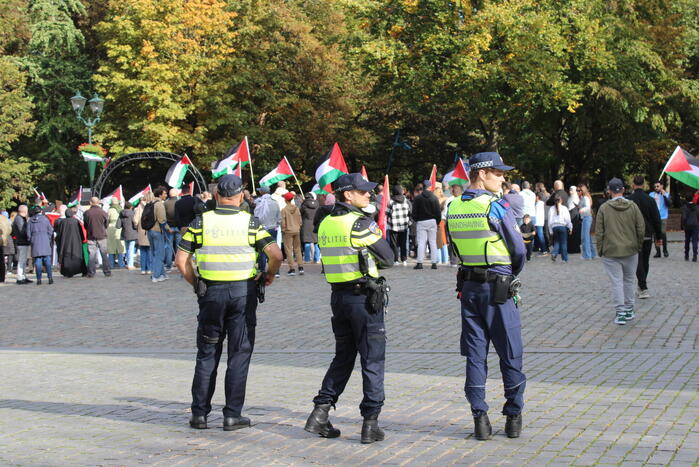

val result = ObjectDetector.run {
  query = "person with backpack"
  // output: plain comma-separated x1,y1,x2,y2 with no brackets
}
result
145,186,169,283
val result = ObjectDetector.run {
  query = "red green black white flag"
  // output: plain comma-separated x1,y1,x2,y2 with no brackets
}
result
213,137,250,179
662,146,699,190
315,143,348,193
443,158,470,186
165,155,192,189
128,185,152,206
68,186,83,207
259,157,295,187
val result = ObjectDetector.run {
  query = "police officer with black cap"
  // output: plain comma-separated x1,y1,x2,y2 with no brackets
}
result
304,173,394,444
175,174,283,431
446,152,527,440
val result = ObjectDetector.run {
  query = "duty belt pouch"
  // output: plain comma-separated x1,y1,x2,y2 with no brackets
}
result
256,276,266,303
365,277,390,314
195,277,208,298
493,275,511,304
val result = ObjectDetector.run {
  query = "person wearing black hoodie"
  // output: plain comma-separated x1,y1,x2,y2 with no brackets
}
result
411,181,442,269
681,194,699,262
300,193,320,263
627,176,662,298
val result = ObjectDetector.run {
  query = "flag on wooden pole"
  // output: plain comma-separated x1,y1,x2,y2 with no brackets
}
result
428,164,437,191
377,174,389,239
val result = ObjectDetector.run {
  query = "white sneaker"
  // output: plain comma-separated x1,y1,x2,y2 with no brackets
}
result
638,289,650,299
394,261,400,266
402,261,407,266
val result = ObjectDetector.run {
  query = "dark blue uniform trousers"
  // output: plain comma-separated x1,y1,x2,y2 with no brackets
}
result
191,281,257,418
460,280,526,416
313,290,386,417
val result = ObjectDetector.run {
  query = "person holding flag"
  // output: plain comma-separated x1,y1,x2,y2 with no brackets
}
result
304,173,394,444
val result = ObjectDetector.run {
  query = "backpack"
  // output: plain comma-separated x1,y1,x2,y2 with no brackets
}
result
140,202,157,230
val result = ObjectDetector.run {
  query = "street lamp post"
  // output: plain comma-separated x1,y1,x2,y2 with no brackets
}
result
70,92,105,187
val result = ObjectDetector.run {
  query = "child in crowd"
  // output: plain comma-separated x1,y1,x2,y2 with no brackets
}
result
520,214,536,261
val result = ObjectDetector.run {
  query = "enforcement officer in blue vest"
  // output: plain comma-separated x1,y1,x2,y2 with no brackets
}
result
304,173,394,444
446,152,527,440
175,174,283,431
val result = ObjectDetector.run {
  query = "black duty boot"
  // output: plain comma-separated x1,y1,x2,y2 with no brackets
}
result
48,278,54,285
361,413,385,444
654,248,661,258
304,403,340,438
473,413,492,440
223,416,251,431
413,263,423,270
505,414,522,438
189,415,207,429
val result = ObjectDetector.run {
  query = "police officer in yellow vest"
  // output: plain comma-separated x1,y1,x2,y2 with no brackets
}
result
175,174,283,431
446,152,527,441
304,173,394,444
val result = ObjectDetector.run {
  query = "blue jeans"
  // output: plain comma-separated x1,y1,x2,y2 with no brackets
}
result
535,226,548,252
33,256,52,281
439,245,449,263
303,243,320,262
108,253,125,268
125,240,137,267
581,216,596,259
551,226,568,261
148,230,166,279
139,246,151,272
258,228,278,272
163,229,174,268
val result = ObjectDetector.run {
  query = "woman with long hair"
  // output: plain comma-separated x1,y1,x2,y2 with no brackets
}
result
578,184,597,259
548,194,572,262
134,192,155,274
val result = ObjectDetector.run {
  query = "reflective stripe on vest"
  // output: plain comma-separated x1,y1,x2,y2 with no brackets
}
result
196,210,257,281
318,212,378,283
447,194,512,266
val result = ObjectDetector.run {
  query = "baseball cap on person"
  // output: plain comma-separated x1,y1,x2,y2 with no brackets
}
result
332,173,377,192
283,192,295,201
607,178,624,193
468,152,514,171
216,174,244,197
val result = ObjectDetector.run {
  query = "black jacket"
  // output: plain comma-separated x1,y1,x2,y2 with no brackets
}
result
11,215,30,246
627,189,662,239
681,203,699,231
411,191,441,223
175,195,197,227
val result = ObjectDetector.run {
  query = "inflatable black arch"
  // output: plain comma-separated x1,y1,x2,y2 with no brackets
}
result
92,151,208,199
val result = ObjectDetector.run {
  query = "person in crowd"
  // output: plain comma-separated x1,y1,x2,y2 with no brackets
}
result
535,182,550,204
443,183,465,266
548,194,572,262
134,192,154,275
386,184,411,266
281,191,303,276
253,185,281,275
534,191,548,255
83,197,111,278
503,182,524,226
26,206,54,285
520,214,536,261
55,207,87,277
148,186,169,283
119,203,138,270
12,205,32,284
433,182,450,265
175,184,197,234
300,193,320,263
627,176,662,299
578,184,597,260
520,181,536,225
681,194,699,262
411,181,441,270
567,185,581,254
0,211,12,283
596,178,645,325
242,190,255,213
551,180,568,206
107,198,125,268
163,188,180,270
649,180,671,257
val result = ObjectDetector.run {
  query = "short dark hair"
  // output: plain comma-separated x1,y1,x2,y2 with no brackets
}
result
655,180,664,187
633,176,644,186
335,190,347,202
153,186,167,198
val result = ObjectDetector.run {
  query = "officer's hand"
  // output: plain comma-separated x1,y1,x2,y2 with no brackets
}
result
264,271,276,286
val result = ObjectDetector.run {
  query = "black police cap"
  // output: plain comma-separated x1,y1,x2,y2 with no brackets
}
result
332,173,378,192
217,174,244,197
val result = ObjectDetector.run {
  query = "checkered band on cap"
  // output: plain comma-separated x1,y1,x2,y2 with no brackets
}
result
470,160,494,169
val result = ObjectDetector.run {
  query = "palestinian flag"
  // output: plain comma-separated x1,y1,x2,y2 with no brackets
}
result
165,154,192,189
663,146,699,190
443,159,470,186
377,174,389,239
360,165,369,181
128,185,152,206
101,185,123,207
81,151,103,162
259,157,294,187
312,183,330,195
213,137,250,179
67,186,82,207
428,164,437,191
315,143,348,192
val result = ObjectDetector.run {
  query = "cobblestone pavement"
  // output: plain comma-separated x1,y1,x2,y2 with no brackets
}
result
0,242,697,465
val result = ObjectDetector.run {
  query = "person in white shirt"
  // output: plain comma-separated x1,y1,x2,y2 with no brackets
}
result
534,192,548,254
520,181,536,222
548,195,572,262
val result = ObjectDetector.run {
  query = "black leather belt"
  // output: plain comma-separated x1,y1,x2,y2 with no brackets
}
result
331,281,367,293
458,267,511,283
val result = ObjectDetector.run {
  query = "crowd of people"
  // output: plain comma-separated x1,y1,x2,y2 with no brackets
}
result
1,177,698,287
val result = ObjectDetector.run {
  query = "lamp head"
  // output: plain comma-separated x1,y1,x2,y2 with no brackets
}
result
70,92,87,114
88,95,105,116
